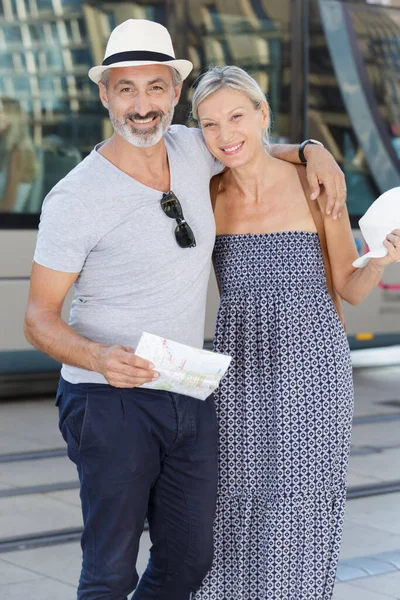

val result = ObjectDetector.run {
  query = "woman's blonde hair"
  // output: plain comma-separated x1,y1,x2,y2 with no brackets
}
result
191,65,271,148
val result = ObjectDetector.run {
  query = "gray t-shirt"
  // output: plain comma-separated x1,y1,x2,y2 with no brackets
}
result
34,125,222,384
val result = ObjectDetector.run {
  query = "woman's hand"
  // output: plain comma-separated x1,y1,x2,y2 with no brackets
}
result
304,144,346,220
371,229,400,268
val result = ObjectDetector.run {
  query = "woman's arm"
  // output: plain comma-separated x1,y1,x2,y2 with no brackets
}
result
322,201,398,305
270,143,346,220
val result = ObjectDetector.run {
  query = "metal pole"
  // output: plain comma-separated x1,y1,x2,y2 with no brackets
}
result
290,0,302,142
166,0,190,125
302,0,310,140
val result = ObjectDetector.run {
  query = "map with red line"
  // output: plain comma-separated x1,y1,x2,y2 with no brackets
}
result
135,332,232,401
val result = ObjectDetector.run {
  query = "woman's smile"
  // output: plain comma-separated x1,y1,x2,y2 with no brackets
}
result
220,141,245,155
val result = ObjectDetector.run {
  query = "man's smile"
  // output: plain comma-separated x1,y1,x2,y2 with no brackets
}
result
128,114,160,127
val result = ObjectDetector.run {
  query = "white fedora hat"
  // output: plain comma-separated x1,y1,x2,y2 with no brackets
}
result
353,186,400,268
88,19,193,84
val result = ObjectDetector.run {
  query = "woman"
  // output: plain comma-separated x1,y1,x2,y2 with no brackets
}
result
0,97,39,212
191,65,400,600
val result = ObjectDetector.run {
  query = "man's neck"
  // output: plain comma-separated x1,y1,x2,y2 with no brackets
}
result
98,132,170,187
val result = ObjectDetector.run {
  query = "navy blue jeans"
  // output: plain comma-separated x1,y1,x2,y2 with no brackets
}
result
56,377,218,600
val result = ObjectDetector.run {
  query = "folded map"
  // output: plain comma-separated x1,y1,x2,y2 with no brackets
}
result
135,332,232,400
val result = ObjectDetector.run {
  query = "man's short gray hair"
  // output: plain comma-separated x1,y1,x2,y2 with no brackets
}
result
170,67,182,88
99,66,182,90
100,68,111,89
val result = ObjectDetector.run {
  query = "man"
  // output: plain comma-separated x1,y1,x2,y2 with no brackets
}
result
24,19,346,600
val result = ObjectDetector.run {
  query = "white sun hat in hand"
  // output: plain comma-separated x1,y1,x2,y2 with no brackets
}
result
353,186,400,268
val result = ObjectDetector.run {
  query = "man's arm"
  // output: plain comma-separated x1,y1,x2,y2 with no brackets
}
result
24,262,157,388
270,143,346,220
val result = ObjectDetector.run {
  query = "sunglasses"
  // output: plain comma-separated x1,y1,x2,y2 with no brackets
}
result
160,191,196,249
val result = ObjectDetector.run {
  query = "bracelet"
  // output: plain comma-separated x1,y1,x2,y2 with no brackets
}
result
299,139,324,165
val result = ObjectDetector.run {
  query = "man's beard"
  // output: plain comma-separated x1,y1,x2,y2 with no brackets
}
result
108,105,174,148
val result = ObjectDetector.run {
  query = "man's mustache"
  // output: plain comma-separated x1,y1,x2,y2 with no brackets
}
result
125,111,164,122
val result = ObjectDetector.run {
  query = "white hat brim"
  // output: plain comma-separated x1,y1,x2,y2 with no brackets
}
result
88,59,193,83
352,247,388,269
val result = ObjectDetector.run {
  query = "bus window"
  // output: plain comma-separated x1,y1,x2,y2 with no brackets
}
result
311,0,400,224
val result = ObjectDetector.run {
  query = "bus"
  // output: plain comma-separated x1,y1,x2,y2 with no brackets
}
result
1,0,400,396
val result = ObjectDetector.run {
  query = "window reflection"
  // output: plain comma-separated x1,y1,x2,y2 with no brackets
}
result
0,97,39,212
0,0,166,214
311,0,400,219
349,5,400,159
1,0,399,221
186,1,290,141
0,0,290,217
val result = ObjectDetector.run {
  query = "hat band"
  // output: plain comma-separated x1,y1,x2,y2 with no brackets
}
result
102,50,176,66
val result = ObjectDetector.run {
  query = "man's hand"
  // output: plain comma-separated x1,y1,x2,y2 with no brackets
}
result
304,144,346,219
95,344,158,388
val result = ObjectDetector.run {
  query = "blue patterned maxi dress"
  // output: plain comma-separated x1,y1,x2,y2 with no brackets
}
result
194,231,354,600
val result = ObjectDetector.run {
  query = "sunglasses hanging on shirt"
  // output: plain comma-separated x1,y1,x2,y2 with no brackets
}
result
160,191,196,249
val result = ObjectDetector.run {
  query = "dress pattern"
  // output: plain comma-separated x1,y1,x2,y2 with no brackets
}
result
194,232,354,600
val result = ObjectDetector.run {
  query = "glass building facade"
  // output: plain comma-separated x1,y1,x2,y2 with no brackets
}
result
0,0,400,226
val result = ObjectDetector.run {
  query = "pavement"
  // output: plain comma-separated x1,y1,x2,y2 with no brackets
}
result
0,352,400,599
